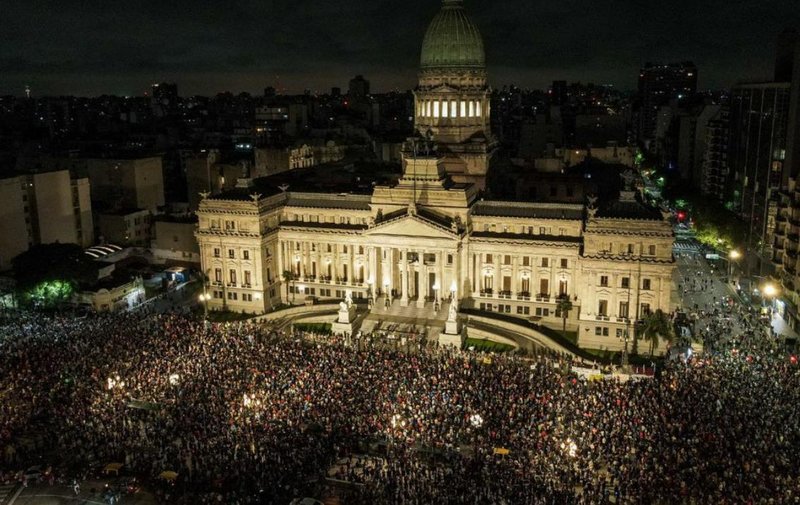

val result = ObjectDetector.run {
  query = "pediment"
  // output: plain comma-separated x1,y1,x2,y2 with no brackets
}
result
431,83,458,94
366,215,456,240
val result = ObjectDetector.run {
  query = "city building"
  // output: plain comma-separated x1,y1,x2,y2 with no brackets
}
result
151,215,201,266
696,105,729,199
84,156,165,213
195,0,676,353
729,82,792,272
96,208,151,246
637,62,698,143
413,0,497,189
348,75,371,103
0,169,94,270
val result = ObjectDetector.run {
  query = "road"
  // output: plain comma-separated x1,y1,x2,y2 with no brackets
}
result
9,480,156,505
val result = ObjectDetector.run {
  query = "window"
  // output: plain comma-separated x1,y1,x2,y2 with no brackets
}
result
648,245,656,255
641,303,651,315
433,101,440,118
358,246,364,254
243,250,250,260
642,278,652,290
621,277,630,289
539,227,547,234
229,270,237,285
224,220,236,231
539,278,549,295
228,249,235,259
504,255,511,265
476,100,482,117
442,100,449,118
469,101,475,117
535,307,550,317
541,258,549,267
460,100,466,117
447,254,453,265
600,275,609,287
595,327,608,336
486,254,493,263
521,277,530,293
244,271,251,286
214,268,222,283
616,329,624,338
522,256,530,266
558,280,568,296
619,301,629,319
627,244,634,254
213,248,220,258
327,244,332,253
598,300,608,316
560,258,568,268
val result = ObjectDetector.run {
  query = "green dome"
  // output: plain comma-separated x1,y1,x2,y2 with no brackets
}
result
420,0,485,70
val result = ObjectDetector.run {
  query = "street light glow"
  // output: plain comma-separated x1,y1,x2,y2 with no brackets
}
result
729,250,741,260
763,283,778,298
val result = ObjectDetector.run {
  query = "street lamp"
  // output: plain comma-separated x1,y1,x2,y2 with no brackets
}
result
367,278,374,308
728,249,741,279
198,292,211,320
433,281,440,312
762,282,779,319
384,279,390,310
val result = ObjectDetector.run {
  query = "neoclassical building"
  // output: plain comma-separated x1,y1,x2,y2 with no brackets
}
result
195,0,676,352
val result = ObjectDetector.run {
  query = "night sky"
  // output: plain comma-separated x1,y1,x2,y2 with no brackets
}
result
2,0,798,97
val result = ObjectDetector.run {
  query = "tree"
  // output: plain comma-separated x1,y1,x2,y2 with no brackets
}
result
12,243,98,308
556,296,573,338
282,270,296,303
641,309,674,356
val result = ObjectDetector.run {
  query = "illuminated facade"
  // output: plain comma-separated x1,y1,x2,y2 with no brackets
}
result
194,0,676,353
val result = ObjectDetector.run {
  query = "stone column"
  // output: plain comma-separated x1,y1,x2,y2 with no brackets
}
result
512,255,519,298
493,253,500,298
417,251,427,308
400,249,409,307
438,250,445,303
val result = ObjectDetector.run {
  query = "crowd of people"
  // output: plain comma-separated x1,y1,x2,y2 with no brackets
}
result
1,306,799,504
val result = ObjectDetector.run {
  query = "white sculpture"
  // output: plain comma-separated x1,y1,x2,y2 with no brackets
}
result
448,301,458,321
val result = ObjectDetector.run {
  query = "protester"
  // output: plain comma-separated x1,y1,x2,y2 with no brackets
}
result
1,307,798,504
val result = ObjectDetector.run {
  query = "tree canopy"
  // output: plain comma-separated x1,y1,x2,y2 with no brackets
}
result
12,243,98,305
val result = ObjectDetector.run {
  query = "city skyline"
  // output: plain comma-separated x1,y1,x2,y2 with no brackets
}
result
2,0,798,97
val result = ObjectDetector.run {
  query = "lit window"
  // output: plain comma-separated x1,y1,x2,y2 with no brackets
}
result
460,101,466,117
469,101,475,117
476,101,482,117
433,101,440,118
426,101,431,117
442,100,448,118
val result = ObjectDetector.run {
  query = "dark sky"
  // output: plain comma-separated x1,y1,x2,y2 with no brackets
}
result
2,0,798,97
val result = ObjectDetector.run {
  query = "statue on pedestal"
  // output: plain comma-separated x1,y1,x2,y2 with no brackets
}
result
448,301,458,322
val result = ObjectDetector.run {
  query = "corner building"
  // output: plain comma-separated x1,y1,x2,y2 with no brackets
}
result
195,0,676,353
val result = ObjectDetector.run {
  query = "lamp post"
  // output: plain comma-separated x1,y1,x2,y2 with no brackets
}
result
367,278,374,309
762,282,779,319
433,281,440,312
728,249,741,279
198,292,210,320
384,280,390,310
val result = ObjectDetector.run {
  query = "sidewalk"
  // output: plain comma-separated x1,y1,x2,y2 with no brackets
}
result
772,313,800,340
